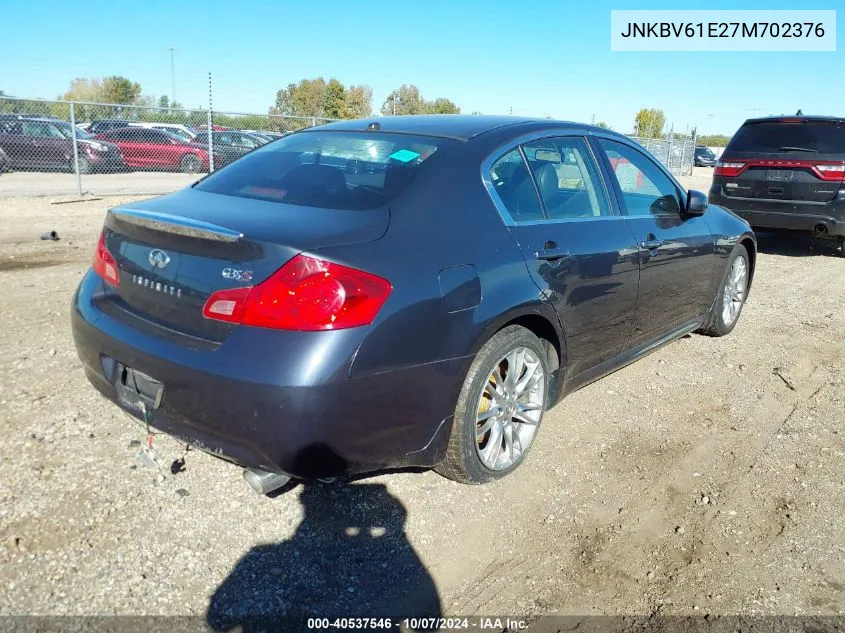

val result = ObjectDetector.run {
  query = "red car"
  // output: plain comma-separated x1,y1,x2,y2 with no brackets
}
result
94,127,221,173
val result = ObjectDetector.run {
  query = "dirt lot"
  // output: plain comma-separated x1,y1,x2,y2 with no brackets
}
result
0,184,843,626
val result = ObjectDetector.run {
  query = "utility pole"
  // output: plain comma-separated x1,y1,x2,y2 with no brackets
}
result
707,113,713,134
168,47,176,108
592,113,595,125
747,107,761,117
392,90,397,116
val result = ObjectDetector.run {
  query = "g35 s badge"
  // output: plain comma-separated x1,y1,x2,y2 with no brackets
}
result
221,267,254,282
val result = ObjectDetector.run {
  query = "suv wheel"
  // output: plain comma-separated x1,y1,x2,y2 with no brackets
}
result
436,326,549,484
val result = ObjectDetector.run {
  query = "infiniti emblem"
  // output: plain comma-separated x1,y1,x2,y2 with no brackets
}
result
148,249,171,269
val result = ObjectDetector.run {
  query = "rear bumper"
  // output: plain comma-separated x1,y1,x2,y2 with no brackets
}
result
709,188,845,237
71,270,463,479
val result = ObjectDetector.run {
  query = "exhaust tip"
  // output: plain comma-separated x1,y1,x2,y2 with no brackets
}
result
243,468,291,495
813,223,828,235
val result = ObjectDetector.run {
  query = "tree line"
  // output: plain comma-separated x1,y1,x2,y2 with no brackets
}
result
270,78,461,119
1,80,733,143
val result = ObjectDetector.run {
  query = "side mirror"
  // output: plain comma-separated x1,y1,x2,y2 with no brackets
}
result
685,189,708,216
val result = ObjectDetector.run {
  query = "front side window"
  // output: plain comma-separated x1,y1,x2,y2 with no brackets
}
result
598,139,683,216
488,148,545,222
23,121,65,139
522,137,610,219
195,131,448,210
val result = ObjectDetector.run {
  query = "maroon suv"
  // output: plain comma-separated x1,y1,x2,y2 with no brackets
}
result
0,116,124,173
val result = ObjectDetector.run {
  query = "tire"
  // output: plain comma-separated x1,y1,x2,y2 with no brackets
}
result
698,244,750,337
435,325,550,484
76,156,92,175
180,154,202,173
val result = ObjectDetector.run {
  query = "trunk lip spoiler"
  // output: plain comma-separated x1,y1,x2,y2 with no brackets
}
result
108,208,244,242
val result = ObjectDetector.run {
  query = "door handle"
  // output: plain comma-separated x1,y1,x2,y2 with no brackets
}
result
639,238,663,251
534,242,570,261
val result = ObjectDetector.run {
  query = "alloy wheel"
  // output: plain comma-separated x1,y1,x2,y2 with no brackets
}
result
475,347,545,471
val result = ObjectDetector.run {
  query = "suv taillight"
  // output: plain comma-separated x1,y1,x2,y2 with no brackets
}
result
815,164,845,181
92,229,120,287
203,254,392,331
714,161,746,177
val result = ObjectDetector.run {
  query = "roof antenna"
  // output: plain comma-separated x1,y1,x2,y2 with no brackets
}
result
795,109,803,115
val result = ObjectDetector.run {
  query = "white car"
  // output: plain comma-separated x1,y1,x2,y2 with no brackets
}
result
128,122,197,141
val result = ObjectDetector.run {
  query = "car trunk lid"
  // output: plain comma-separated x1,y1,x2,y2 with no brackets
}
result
100,187,389,342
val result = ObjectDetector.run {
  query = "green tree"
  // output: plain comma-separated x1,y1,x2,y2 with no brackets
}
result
381,84,425,115
101,76,142,104
425,97,461,114
595,121,612,129
697,134,731,146
634,108,665,138
272,78,374,121
59,78,103,103
159,95,169,109
345,84,372,119
323,78,347,119
273,78,327,118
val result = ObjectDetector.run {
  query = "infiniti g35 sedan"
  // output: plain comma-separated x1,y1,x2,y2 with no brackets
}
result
71,115,756,493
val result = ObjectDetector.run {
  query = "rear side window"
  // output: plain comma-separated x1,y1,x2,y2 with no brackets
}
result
195,131,449,210
727,120,845,156
488,149,545,222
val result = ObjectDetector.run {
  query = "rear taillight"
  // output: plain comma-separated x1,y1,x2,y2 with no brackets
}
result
202,254,392,331
815,164,845,181
714,161,746,177
92,229,120,287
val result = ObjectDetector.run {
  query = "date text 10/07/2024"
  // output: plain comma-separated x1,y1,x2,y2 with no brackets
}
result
306,617,529,630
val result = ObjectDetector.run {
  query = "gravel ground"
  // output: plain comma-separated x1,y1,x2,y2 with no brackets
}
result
0,186,843,625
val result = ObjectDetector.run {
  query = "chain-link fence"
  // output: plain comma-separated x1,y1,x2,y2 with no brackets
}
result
0,95,698,197
0,96,337,196
627,135,696,177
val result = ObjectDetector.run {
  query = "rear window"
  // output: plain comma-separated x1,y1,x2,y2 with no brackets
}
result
726,120,845,156
194,131,449,210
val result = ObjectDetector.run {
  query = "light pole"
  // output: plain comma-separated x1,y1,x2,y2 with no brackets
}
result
168,47,176,109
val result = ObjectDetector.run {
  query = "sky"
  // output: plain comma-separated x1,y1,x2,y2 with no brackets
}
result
1,0,841,136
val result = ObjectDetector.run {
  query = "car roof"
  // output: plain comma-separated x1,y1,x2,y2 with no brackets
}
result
314,114,605,141
7,116,62,123
743,115,845,126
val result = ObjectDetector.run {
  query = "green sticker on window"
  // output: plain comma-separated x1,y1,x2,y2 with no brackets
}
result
388,149,421,163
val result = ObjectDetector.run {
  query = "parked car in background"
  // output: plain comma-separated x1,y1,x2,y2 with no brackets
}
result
72,115,756,494
88,119,134,135
130,122,197,142
0,116,124,173
710,115,845,255
239,130,277,143
694,146,717,167
93,127,219,173
191,130,267,165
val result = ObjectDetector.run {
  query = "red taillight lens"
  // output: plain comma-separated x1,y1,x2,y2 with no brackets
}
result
202,254,392,331
714,161,746,177
815,164,845,181
92,230,120,287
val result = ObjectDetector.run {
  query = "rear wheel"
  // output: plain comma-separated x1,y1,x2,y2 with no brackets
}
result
699,244,750,337
436,326,549,484
74,155,92,175
180,154,202,173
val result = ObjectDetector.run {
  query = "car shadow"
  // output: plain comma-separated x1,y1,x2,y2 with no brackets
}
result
206,481,442,632
755,230,844,258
